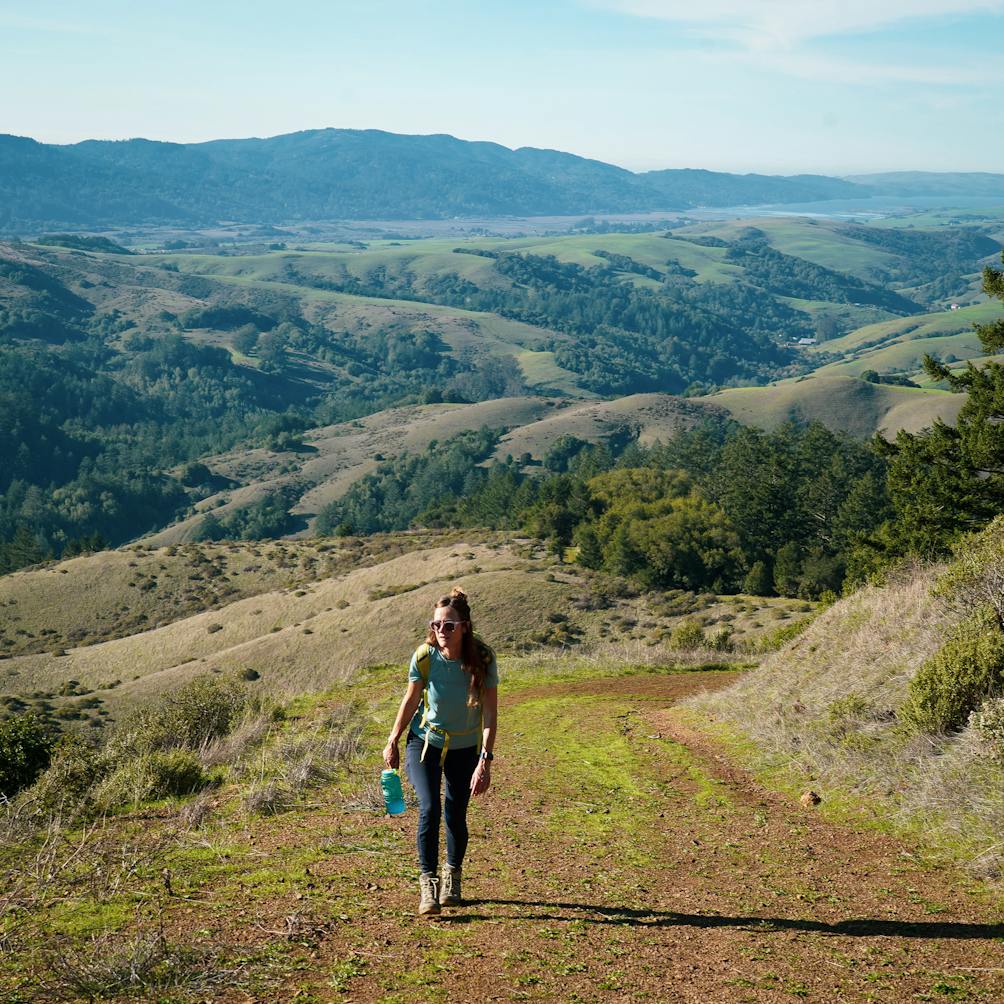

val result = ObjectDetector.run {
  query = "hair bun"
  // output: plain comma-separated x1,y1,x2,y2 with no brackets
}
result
450,587,468,602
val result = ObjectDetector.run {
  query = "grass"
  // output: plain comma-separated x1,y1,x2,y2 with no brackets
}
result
678,217,902,280
683,558,1004,879
703,374,962,438
4,638,1002,1001
0,534,803,722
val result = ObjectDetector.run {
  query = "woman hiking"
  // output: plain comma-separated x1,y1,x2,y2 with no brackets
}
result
383,588,498,916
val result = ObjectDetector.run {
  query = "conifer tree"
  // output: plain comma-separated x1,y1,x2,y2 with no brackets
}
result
876,253,1004,557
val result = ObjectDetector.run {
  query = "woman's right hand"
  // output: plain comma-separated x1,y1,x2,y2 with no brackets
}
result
383,740,400,769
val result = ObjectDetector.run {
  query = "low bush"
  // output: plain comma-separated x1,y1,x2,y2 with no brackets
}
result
22,673,271,817
0,714,57,797
669,619,705,649
901,612,1004,734
708,625,734,652
969,696,1004,766
94,750,208,809
115,674,254,754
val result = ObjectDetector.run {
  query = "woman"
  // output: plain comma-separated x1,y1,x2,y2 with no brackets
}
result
383,588,498,916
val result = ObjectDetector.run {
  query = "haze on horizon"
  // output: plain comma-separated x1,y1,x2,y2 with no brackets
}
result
3,0,1003,177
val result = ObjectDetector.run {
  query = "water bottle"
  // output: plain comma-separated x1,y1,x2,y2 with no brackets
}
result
380,769,406,816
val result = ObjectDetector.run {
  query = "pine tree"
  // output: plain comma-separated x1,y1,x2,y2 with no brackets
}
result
877,252,1004,557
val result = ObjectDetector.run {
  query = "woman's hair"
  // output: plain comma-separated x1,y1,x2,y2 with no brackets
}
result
426,587,490,707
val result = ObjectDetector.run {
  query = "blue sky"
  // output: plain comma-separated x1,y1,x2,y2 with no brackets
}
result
2,0,1002,174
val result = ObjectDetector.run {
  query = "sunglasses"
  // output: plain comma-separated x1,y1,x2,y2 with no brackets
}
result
429,620,462,633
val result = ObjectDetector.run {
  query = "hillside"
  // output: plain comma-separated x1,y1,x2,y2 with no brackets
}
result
685,517,1004,878
2,561,1002,1001
704,375,964,438
0,532,817,730
1,216,999,566
142,395,725,544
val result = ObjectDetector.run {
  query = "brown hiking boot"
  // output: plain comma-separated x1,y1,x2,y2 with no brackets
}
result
440,864,462,906
418,872,440,916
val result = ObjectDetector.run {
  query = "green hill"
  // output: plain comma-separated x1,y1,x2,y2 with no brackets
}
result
1,218,999,569
702,375,963,438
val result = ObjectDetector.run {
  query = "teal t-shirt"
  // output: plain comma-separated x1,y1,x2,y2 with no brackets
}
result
409,645,499,749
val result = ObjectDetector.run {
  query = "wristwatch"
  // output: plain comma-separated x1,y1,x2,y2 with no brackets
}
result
480,750,494,761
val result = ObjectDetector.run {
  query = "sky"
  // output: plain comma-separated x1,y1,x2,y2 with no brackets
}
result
2,0,1003,175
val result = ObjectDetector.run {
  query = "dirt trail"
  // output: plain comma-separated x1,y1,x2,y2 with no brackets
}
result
253,671,1004,1002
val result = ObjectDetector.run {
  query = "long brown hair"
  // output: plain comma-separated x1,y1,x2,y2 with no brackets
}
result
426,587,491,707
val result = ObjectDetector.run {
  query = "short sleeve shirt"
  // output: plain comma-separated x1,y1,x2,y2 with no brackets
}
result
409,645,499,749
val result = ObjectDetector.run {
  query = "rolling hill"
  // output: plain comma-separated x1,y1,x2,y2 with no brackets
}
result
0,213,999,558
0,532,809,724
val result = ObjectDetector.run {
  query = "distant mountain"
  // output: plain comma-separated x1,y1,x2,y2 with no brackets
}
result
639,168,862,207
847,171,1004,198
0,128,874,231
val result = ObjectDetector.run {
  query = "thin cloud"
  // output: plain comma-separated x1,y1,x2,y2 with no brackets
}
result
600,1,1004,48
0,14,99,35
738,48,1004,86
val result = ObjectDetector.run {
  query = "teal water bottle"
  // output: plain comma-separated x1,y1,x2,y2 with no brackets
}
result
380,769,406,816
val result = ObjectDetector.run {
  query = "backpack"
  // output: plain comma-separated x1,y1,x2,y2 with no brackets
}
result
413,638,493,762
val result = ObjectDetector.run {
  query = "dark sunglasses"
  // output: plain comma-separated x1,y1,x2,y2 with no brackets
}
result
429,620,461,633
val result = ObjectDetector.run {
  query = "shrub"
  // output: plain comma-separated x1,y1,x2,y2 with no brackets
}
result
968,697,1004,766
27,735,103,810
708,625,734,652
753,611,818,653
967,698,1003,767
95,751,207,809
670,619,706,649
0,714,57,797
901,613,1004,734
118,674,251,753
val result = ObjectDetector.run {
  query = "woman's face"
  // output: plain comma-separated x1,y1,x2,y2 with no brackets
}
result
431,605,466,656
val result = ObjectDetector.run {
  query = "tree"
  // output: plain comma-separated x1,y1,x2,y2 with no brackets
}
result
876,252,1004,558
742,559,773,596
233,325,259,355
543,435,590,473
773,541,802,596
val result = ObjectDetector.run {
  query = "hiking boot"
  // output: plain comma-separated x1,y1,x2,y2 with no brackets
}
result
440,864,462,906
418,872,440,916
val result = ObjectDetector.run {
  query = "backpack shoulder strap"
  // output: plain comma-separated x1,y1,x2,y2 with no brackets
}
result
414,642,433,683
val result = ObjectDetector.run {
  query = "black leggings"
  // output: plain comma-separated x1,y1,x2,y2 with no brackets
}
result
405,729,479,874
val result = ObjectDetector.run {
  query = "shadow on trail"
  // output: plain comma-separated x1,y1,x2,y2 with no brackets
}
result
444,899,1004,940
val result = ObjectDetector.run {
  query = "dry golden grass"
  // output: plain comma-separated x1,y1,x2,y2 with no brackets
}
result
143,393,729,546
491,393,724,462
143,398,557,545
0,533,801,722
688,559,1004,876
705,375,963,439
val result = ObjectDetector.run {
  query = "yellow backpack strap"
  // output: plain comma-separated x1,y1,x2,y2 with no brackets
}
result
415,643,432,684
414,643,434,762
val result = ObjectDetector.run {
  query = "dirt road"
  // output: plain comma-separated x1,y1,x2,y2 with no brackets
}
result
266,670,1004,1002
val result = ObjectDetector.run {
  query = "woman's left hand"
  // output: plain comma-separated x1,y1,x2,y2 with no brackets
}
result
470,760,491,796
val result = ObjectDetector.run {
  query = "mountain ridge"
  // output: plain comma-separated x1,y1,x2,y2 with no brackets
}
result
0,127,886,230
